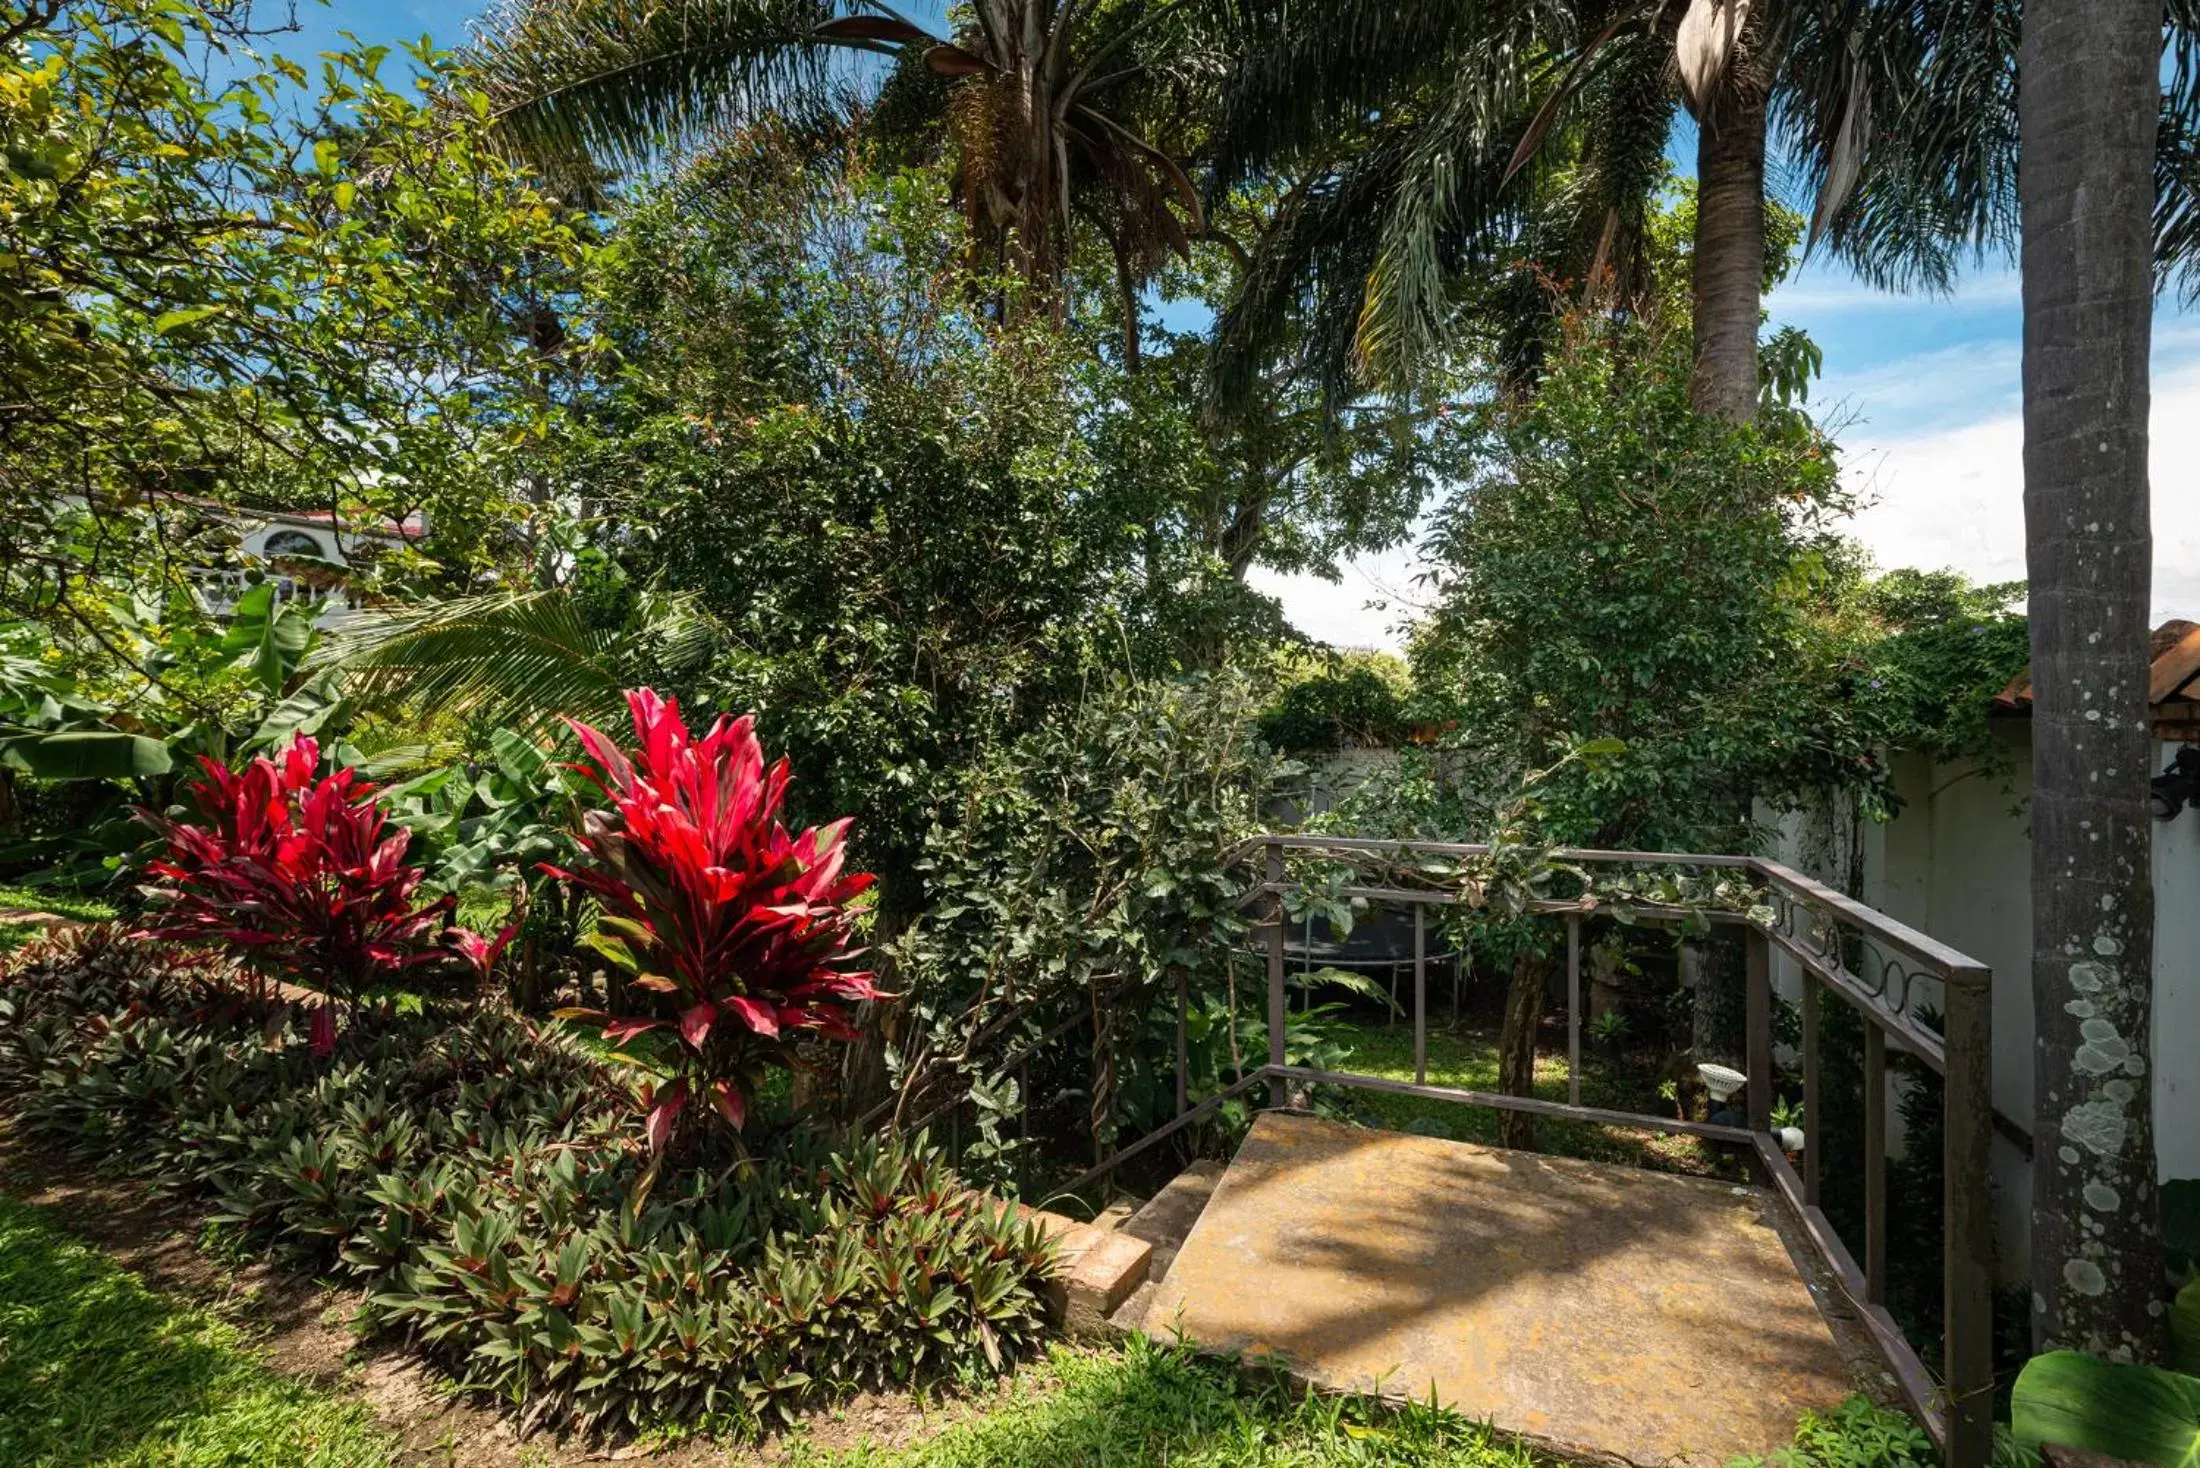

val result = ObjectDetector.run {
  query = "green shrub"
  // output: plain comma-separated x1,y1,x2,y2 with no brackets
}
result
1258,660,1413,753
0,926,1055,1439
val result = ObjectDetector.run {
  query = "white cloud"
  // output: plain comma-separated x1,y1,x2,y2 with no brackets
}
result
1842,352,2200,619
1813,338,2024,440
1251,544,1431,653
1768,268,2021,318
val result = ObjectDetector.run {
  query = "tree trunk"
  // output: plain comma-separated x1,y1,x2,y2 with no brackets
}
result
1689,81,1767,424
1496,950,1548,1150
2020,0,2167,1362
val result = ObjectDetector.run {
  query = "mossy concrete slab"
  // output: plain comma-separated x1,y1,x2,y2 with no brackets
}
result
1136,1112,1854,1466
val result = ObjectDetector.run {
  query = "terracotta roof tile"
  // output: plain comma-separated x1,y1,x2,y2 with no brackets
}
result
1994,621,2200,734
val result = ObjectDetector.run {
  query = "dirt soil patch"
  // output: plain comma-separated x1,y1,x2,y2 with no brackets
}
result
0,1117,1052,1465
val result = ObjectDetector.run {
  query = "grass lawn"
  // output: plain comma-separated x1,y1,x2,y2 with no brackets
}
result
0,882,118,955
796,1336,1553,1468
1323,1016,1730,1176
792,1338,1929,1468
0,1196,396,1468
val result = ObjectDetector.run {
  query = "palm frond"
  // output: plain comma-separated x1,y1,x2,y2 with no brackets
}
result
318,589,726,734
1777,0,2018,292
1209,0,1570,196
1209,158,1397,418
2157,23,2200,302
468,0,854,178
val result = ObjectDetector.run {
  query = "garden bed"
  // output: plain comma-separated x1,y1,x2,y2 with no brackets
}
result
0,925,1056,1454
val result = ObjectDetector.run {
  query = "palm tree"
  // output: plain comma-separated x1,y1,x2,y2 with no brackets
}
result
466,0,1213,318
2017,0,2169,1363
1202,0,1988,425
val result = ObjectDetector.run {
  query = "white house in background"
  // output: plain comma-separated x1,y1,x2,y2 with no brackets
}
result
190,506,424,627
1768,620,2200,1282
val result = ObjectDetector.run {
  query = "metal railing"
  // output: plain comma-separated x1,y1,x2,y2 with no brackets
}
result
1083,834,1999,1468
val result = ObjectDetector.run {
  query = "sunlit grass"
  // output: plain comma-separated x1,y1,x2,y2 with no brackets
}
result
790,1336,1554,1468
1324,1015,1730,1176
0,1196,395,1467
0,883,117,955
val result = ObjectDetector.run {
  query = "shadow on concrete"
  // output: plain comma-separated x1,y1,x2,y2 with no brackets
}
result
1138,1112,1853,1466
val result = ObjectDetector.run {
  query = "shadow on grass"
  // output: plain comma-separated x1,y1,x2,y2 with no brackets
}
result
1324,1020,1739,1178
0,1196,392,1468
805,1335,1555,1468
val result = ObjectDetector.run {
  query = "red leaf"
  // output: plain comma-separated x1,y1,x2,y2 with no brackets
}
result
551,687,879,1144
644,1080,688,1152
708,1078,747,1130
724,995,779,1038
679,1001,717,1050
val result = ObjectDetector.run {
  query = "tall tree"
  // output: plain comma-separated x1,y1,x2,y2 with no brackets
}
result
2018,0,2168,1362
1203,0,1903,424
467,0,1212,317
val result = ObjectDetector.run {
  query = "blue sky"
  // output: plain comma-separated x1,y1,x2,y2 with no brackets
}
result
290,0,2200,650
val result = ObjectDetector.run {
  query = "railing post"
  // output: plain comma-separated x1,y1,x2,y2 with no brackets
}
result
1413,904,1428,1085
1745,925,1772,1132
1802,980,1822,1207
1174,970,1189,1118
1567,914,1582,1108
1266,839,1288,1108
1863,1023,1887,1303
1943,964,1995,1468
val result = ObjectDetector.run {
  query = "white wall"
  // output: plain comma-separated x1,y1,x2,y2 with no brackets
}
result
1789,729,2200,1278
1870,728,2200,1183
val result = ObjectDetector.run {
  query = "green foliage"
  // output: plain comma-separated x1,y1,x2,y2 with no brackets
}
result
1259,652,1416,752
2177,1279,2200,1376
0,925,1055,1437
1735,1396,1938,1468
1843,569,2030,768
2,1,585,611
804,1333,1545,1468
892,673,1283,1164
377,727,583,900
325,590,726,743
1413,325,1857,851
547,166,1205,905
1,1,587,880
0,1195,397,1467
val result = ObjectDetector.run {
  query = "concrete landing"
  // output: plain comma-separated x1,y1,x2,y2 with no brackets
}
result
1135,1112,1855,1466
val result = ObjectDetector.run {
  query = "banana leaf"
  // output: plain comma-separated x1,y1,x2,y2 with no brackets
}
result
0,728,173,780
2012,1349,2200,1467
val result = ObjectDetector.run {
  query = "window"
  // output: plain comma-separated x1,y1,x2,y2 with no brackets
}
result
260,529,327,561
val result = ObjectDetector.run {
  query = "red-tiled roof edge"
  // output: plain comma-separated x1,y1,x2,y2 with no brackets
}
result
1993,619,2200,714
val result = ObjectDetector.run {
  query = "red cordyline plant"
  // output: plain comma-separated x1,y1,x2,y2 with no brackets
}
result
547,689,878,1149
134,736,505,1050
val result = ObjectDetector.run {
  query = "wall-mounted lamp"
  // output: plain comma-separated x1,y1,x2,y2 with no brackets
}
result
2153,745,2200,821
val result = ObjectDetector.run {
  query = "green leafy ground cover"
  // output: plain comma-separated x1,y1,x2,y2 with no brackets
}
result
0,1195,396,1468
1326,1018,1725,1176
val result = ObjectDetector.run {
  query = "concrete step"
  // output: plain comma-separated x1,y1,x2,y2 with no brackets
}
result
1103,1157,1227,1337
1016,1205,1152,1339
1139,1111,1859,1467
1119,1157,1224,1283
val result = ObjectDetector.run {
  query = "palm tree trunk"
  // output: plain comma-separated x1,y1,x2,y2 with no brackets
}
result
2019,0,2167,1362
1689,83,1767,424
